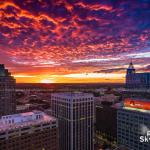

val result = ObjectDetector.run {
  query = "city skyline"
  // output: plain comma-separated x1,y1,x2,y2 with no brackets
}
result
0,1,150,83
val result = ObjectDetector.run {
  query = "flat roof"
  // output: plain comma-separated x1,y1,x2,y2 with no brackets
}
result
123,107,150,113
111,103,122,109
0,111,56,133
124,98,150,111
125,98,150,102
51,92,93,98
136,72,150,75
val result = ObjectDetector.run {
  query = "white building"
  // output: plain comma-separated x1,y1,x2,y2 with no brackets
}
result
51,92,94,150
0,111,59,150
117,98,150,150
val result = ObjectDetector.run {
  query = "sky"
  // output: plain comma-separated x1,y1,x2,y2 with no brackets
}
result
0,0,150,83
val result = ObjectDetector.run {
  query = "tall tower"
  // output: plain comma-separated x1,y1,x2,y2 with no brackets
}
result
126,61,135,75
51,92,94,150
0,64,16,117
126,61,136,88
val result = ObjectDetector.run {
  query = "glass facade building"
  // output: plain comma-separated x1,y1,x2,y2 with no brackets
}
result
0,64,16,117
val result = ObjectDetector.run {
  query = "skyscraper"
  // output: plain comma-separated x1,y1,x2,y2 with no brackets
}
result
117,98,150,150
0,64,16,117
0,111,59,150
51,92,94,150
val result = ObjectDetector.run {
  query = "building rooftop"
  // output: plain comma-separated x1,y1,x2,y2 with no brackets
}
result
0,64,11,77
111,103,122,109
128,61,135,70
0,111,56,133
136,72,150,75
51,92,93,98
122,98,150,113
123,106,150,113
125,97,150,102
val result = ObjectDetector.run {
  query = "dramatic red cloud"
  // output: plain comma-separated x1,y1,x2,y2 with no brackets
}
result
76,2,113,11
0,0,150,83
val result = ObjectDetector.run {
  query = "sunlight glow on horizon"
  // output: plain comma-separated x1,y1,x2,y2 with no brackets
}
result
40,79,55,83
63,73,124,79
13,73,125,83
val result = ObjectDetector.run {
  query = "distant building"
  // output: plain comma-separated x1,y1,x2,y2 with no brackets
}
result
95,94,119,105
16,104,30,113
51,92,94,150
126,62,150,89
117,98,150,150
0,111,59,150
0,64,16,117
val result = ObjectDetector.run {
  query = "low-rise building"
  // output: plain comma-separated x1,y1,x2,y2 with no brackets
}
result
0,111,59,150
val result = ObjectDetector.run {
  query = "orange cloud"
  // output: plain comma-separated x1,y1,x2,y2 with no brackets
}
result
76,2,113,11
1,0,150,83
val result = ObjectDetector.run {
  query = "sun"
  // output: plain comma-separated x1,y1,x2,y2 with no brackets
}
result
40,79,54,83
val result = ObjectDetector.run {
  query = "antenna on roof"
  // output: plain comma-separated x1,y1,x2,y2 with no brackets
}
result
130,58,133,65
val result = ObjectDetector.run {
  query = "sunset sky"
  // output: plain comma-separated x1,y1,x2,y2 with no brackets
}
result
0,0,150,83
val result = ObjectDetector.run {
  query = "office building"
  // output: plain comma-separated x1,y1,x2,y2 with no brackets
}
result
117,98,150,150
126,62,150,89
95,104,117,145
51,92,94,150
0,111,59,150
0,64,16,117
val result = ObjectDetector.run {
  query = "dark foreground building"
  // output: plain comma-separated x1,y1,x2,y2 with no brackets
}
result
0,64,16,117
0,111,59,150
126,62,150,89
95,103,117,145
